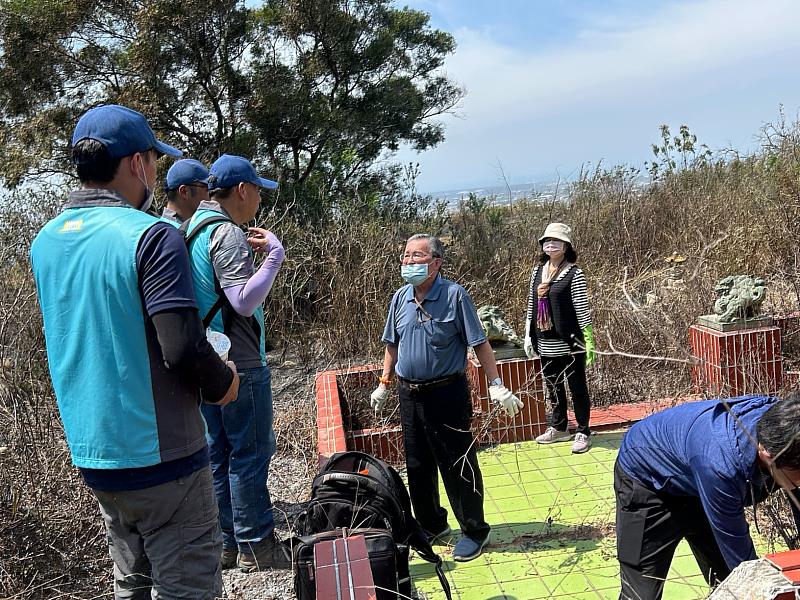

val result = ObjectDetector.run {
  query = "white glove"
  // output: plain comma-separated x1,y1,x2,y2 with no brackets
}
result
489,384,524,417
370,384,390,412
524,336,535,359
524,318,535,359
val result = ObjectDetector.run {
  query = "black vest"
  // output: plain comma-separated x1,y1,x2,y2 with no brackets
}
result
528,264,584,350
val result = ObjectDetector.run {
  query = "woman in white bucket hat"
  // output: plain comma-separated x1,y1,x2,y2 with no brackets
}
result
523,222,595,453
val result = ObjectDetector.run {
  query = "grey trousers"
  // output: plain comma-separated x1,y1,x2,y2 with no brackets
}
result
93,465,223,600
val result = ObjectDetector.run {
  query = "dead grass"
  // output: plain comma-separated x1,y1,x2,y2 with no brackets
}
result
5,117,800,596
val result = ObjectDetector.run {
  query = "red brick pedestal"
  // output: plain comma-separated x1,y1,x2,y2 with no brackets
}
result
689,324,782,396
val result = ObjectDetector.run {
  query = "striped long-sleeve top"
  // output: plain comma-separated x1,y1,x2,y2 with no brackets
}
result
525,263,592,357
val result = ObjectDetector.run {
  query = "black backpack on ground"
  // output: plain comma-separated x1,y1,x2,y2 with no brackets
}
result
292,451,452,600
293,527,409,600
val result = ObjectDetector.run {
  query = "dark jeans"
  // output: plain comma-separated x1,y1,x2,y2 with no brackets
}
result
201,365,276,552
541,353,590,434
398,374,490,542
614,461,730,600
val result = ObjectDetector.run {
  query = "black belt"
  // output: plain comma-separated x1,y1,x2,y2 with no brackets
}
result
398,372,464,391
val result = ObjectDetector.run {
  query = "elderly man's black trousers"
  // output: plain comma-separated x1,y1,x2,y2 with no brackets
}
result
398,374,491,542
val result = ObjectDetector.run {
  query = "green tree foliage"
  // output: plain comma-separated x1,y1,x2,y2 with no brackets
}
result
0,0,461,213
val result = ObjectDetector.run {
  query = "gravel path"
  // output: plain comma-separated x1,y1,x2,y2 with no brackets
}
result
221,454,310,599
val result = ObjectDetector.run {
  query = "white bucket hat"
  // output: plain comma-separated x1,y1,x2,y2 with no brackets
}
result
539,222,572,246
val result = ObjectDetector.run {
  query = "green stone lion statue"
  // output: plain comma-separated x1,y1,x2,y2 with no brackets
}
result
711,275,767,323
477,305,524,347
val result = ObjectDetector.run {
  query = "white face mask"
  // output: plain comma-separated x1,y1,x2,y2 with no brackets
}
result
136,158,154,213
543,240,565,255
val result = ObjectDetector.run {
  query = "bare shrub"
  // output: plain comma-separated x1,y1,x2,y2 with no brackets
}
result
7,118,800,595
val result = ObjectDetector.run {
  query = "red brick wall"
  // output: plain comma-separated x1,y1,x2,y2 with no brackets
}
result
316,357,548,466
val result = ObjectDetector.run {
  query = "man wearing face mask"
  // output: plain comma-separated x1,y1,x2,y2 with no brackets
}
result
30,104,240,598
371,233,523,562
615,393,800,600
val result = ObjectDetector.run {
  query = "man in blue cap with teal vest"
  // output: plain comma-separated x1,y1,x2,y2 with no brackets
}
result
30,104,240,599
162,158,210,224
183,154,288,571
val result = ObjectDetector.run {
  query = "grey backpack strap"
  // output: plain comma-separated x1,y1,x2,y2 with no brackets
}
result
180,214,234,327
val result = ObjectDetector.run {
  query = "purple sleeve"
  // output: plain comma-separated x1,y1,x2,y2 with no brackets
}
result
222,232,284,316
136,222,197,315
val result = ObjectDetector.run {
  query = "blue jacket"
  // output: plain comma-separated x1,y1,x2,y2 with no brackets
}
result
617,395,778,570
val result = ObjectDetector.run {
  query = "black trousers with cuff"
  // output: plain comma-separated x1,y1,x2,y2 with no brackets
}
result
398,373,490,542
541,353,591,435
614,461,730,600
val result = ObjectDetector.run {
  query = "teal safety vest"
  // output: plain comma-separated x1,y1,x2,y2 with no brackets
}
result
184,208,267,365
30,203,205,469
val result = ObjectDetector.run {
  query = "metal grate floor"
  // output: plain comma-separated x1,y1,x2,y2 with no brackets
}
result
409,432,779,600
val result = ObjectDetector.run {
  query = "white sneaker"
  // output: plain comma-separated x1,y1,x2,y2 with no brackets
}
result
536,427,572,444
572,432,591,454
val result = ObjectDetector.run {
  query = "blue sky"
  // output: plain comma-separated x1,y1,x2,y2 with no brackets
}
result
394,0,800,192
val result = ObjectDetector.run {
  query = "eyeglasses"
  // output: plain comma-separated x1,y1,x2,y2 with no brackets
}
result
400,251,433,262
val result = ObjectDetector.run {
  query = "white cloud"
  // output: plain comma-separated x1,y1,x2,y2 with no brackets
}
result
452,0,800,120
401,0,800,191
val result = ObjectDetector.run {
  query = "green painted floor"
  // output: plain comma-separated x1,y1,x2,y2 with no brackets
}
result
408,432,773,600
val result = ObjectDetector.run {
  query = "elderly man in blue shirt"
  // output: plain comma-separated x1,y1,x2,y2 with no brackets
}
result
371,233,523,562
615,393,800,599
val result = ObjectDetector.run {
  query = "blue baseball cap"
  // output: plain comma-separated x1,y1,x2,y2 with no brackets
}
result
164,159,209,191
208,154,278,190
72,104,182,158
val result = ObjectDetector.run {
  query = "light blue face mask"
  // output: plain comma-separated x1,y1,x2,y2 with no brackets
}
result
401,263,429,286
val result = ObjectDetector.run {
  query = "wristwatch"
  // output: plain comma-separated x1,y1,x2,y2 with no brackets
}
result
489,377,503,387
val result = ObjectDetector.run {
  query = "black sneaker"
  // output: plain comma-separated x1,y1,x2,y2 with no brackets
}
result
238,533,292,571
